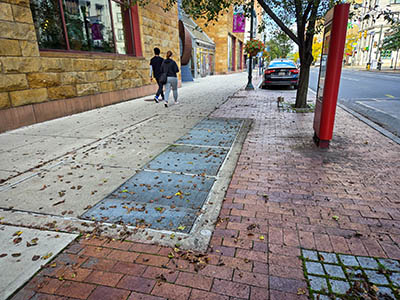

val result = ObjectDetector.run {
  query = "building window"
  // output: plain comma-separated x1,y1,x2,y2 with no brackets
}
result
30,0,142,56
393,0,400,3
117,29,123,41
30,0,67,50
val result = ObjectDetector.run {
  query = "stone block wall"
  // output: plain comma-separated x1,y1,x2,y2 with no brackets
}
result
0,0,180,132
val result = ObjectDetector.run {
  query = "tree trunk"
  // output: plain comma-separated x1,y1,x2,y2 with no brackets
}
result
295,40,314,108
295,62,311,108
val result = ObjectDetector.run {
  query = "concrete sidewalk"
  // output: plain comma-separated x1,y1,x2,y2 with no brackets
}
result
3,76,400,299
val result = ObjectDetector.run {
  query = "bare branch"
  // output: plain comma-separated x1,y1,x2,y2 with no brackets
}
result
256,0,299,45
302,0,314,25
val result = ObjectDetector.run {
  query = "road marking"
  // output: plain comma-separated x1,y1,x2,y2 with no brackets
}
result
340,76,360,82
385,94,395,98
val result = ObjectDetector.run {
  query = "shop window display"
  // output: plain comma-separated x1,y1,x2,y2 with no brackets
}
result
30,0,136,55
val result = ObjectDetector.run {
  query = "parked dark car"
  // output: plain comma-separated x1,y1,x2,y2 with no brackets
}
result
262,59,299,89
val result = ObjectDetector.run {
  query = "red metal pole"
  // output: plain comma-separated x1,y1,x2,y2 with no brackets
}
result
319,4,350,140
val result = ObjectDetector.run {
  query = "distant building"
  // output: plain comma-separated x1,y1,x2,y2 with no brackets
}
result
180,14,215,79
196,7,245,74
352,0,400,69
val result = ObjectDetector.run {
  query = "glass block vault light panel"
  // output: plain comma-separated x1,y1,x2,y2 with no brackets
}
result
301,249,400,299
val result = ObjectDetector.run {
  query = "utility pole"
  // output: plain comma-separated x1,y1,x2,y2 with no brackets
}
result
368,32,374,67
245,0,254,90
375,24,383,60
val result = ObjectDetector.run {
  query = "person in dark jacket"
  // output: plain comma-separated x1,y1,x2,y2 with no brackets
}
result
149,47,164,103
160,50,179,107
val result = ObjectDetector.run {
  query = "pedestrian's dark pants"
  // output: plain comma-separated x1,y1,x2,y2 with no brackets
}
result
155,77,164,100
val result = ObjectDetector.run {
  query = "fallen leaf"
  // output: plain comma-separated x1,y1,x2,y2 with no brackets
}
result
13,237,22,244
41,252,53,260
53,200,65,206
332,215,339,221
297,288,306,295
0,253,7,258
259,235,265,240
177,225,186,231
155,274,167,282
13,231,23,236
12,253,21,257
32,255,40,261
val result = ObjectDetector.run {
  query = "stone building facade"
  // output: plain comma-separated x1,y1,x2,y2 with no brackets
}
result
197,8,245,74
0,0,180,133
352,0,400,69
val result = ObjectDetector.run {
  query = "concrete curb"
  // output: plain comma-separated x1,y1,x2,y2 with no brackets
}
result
337,103,400,145
308,87,400,145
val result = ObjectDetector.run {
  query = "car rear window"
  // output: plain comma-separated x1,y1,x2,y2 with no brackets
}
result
268,61,296,68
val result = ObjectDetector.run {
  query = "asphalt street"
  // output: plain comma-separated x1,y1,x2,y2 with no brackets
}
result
309,68,400,138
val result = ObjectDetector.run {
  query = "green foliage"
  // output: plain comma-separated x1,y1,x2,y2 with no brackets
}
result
267,30,293,60
381,24,400,52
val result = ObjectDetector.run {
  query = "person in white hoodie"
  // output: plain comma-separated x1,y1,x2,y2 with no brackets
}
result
160,50,179,107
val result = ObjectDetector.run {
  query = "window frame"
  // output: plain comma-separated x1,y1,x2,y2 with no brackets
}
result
36,0,142,56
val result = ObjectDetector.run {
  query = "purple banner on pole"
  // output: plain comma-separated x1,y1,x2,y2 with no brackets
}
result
233,14,245,33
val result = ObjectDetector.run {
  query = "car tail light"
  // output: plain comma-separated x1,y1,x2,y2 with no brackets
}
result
289,69,299,74
265,70,274,74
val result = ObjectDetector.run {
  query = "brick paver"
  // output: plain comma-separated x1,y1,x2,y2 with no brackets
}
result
10,87,400,299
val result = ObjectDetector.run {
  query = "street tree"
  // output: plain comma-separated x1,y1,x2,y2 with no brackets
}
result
381,23,400,69
267,30,293,60
311,37,323,64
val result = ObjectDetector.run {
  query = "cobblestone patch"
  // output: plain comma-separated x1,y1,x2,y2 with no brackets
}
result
301,249,400,299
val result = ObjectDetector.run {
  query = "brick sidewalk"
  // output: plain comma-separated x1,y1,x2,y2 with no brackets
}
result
11,88,400,300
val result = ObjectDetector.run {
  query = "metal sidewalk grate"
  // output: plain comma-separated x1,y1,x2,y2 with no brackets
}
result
81,118,243,233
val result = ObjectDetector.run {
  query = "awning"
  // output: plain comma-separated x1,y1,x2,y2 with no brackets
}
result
181,14,215,50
